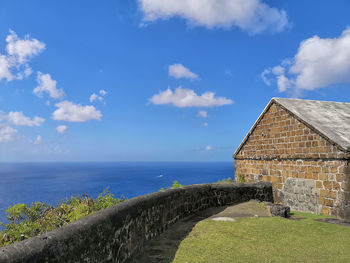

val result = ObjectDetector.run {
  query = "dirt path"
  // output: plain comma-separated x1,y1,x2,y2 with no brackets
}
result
129,200,270,263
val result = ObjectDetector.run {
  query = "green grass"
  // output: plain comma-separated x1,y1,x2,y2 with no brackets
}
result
173,212,350,263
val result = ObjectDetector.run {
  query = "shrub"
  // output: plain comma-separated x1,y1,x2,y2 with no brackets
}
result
0,189,125,247
171,180,182,188
237,174,246,183
160,180,183,191
217,177,234,184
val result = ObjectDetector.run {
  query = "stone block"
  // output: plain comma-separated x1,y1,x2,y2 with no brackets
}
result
320,189,329,198
324,199,334,207
266,202,290,218
318,197,325,205
316,181,323,188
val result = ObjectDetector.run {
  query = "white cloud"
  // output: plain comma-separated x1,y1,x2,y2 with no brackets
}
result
149,87,233,108
169,64,199,79
197,110,208,118
0,124,17,142
261,65,286,86
0,54,13,81
90,93,98,103
0,30,45,82
262,28,350,95
56,125,68,135
6,30,45,64
203,122,208,127
34,72,65,99
52,101,102,122
90,90,108,103
99,90,108,96
8,111,45,127
272,65,285,75
261,68,272,86
205,145,212,151
276,74,290,92
138,0,289,34
30,135,42,145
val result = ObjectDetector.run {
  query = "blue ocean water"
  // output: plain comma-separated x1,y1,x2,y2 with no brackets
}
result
0,162,234,224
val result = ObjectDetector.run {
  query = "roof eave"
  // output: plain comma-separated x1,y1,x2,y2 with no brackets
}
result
233,97,350,159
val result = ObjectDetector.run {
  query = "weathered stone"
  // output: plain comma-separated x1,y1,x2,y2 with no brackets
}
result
233,99,350,219
0,182,272,263
265,203,290,218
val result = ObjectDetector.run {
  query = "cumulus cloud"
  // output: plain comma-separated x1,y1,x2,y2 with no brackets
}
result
34,72,65,99
197,110,208,118
0,124,17,142
6,30,45,64
262,28,350,96
8,111,45,127
56,125,68,135
149,87,233,108
138,0,289,34
0,110,43,142
99,90,108,96
52,101,102,122
90,90,108,103
0,30,45,82
169,64,199,79
30,135,42,145
0,54,13,81
261,65,286,86
90,93,98,103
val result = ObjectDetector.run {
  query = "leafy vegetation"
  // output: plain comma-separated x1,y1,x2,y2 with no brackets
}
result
173,211,349,263
171,180,182,188
160,180,183,191
217,177,234,184
0,189,125,247
236,174,246,183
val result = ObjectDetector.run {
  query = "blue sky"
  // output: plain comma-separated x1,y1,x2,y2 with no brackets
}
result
1,0,350,162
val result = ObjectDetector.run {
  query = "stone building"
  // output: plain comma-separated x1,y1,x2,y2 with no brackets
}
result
233,98,350,218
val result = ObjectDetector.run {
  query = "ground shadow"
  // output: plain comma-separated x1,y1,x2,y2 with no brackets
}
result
129,206,227,263
129,200,271,263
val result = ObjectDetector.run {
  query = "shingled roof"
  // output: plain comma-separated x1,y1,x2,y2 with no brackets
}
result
233,98,350,158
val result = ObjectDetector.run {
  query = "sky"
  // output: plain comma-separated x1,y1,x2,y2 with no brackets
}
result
0,0,350,162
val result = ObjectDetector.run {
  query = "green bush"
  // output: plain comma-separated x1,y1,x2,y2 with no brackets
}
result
217,177,234,184
171,180,182,188
237,174,246,183
0,189,125,247
160,180,183,191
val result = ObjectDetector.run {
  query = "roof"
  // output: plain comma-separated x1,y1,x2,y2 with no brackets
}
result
233,97,350,158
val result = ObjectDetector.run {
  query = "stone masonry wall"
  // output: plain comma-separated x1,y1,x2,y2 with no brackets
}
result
0,182,272,263
235,103,348,160
234,159,349,216
234,102,350,218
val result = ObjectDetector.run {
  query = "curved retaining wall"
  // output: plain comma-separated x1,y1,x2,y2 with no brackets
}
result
0,182,273,263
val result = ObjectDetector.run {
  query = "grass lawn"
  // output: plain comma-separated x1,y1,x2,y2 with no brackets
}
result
173,212,350,263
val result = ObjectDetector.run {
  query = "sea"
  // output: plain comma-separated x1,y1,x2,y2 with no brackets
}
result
0,162,234,224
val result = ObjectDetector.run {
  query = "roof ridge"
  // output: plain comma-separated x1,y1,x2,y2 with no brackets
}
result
273,97,350,104
233,98,350,158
